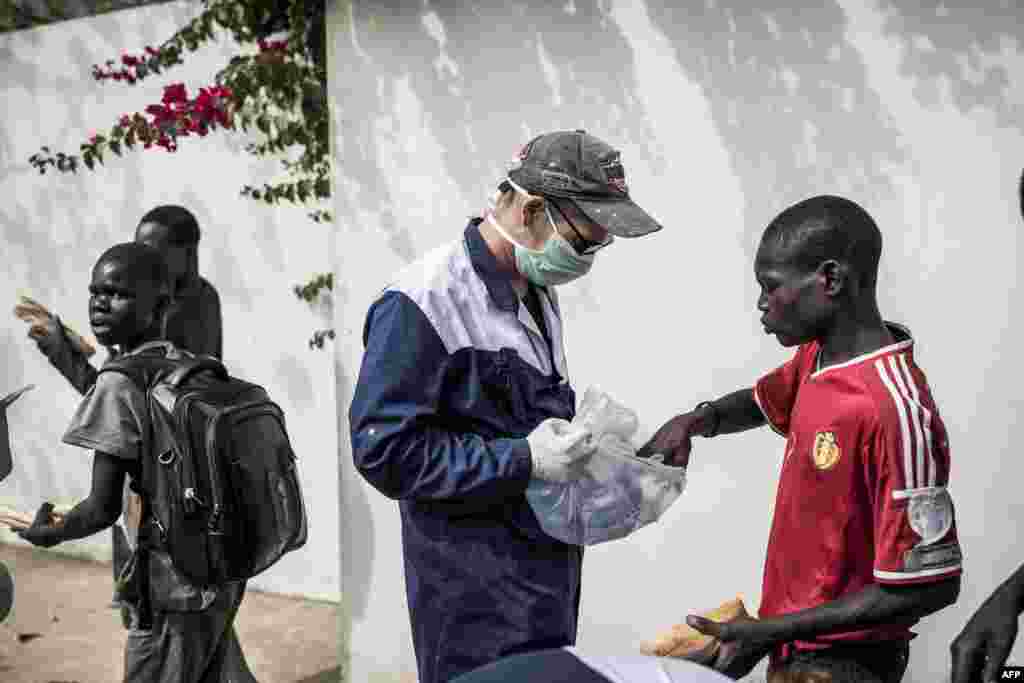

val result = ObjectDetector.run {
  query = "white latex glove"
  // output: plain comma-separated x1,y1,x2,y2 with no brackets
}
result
527,418,596,483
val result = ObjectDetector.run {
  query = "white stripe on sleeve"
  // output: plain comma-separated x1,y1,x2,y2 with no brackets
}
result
898,353,937,487
889,355,926,492
874,565,961,581
875,358,916,489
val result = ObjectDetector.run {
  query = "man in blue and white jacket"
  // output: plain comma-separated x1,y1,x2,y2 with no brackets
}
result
349,129,664,683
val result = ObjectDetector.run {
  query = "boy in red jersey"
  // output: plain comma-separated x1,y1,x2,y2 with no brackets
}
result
640,195,961,682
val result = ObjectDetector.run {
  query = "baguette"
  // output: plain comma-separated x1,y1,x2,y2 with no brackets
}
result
0,504,69,530
14,295,97,357
640,596,751,663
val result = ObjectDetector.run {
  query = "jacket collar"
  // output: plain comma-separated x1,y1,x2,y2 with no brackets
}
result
464,218,520,313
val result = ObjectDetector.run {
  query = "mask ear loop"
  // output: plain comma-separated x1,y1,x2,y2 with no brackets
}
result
505,175,559,245
486,198,545,256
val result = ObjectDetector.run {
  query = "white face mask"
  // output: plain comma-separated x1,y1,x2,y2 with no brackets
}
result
486,178,595,287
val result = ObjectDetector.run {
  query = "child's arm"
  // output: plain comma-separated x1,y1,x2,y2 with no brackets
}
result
29,315,99,396
687,578,961,679
17,451,127,547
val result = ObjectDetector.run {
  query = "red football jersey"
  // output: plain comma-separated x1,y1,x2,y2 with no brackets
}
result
754,324,962,651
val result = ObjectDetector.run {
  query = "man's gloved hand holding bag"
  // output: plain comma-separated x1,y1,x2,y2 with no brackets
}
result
527,418,597,483
525,387,687,546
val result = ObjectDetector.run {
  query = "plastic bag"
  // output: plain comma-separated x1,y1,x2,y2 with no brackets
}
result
525,387,687,546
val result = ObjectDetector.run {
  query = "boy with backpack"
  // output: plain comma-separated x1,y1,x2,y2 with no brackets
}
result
17,204,223,625
18,242,306,682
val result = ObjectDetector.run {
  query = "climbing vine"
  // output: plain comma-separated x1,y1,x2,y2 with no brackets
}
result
6,0,335,348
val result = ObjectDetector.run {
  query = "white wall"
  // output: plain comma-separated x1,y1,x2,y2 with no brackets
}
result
328,1,1024,681
0,2,340,602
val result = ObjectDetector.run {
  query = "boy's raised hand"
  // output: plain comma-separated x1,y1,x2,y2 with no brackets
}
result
17,502,63,548
26,315,65,357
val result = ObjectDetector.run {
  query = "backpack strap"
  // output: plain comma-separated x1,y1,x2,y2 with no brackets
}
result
166,357,229,387
98,343,178,389
95,346,178,630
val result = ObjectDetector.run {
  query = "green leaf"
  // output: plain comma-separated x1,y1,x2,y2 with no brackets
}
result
109,140,122,156
314,177,330,198
43,0,68,21
125,128,136,148
83,155,95,171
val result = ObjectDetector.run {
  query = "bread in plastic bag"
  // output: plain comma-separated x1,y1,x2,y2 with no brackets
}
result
640,595,751,664
525,387,687,546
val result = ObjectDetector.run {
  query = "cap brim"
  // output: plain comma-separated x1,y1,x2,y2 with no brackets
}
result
571,197,663,238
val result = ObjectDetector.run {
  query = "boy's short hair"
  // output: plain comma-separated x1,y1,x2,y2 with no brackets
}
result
96,242,171,296
763,195,883,289
137,205,200,246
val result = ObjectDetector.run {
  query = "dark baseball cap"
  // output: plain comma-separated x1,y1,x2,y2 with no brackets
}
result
507,129,663,238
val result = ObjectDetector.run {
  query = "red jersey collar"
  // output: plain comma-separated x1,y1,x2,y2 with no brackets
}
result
810,322,913,379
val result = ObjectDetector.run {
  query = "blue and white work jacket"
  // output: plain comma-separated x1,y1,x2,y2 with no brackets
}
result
349,219,583,683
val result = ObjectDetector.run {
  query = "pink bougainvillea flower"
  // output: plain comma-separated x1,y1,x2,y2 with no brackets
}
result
161,83,188,105
144,103,169,119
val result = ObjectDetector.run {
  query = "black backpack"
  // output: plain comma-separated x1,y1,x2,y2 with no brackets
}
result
100,342,308,586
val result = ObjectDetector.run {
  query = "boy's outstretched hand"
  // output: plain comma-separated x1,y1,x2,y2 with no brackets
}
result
687,612,775,680
636,411,700,467
17,502,63,548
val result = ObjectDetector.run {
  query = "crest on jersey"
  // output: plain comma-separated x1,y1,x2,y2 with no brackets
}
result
811,431,840,470
907,488,954,546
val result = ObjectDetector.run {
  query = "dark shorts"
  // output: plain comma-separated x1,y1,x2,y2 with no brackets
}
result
769,641,911,683
123,581,258,683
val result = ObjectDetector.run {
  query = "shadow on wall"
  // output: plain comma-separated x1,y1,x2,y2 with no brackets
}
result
0,326,27,393
174,184,257,314
343,0,1019,256
342,1,915,255
274,353,316,412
